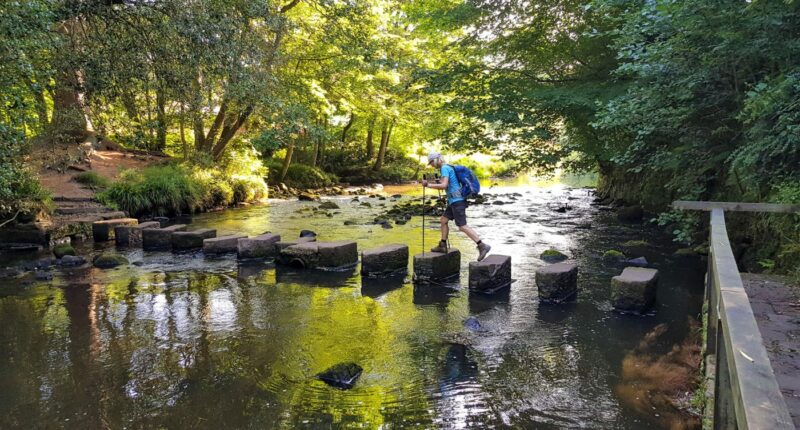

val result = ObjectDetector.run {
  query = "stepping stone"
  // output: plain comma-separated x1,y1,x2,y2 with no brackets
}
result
535,261,578,303
413,249,461,284
469,254,512,293
142,224,187,250
172,228,217,251
274,236,316,252
611,267,659,314
92,218,138,242
114,221,160,246
361,244,409,277
238,233,281,259
203,234,248,254
279,241,358,270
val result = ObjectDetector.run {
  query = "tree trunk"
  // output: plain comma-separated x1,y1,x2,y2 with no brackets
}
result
48,68,88,142
366,121,374,160
179,104,188,159
155,87,167,151
280,140,295,181
372,120,393,171
341,112,355,143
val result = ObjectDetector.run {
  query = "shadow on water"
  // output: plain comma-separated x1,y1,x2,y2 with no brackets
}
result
0,179,706,429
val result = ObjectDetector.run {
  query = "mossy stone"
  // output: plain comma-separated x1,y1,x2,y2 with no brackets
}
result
318,201,340,210
93,253,129,269
540,249,568,262
603,250,626,261
53,243,76,259
621,240,650,248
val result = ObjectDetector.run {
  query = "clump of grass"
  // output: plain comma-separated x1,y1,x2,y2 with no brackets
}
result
73,171,110,189
99,158,268,217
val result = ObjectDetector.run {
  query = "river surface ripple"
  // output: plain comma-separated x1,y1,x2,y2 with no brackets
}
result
0,182,704,429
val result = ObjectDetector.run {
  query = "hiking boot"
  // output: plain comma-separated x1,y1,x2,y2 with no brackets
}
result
431,240,448,253
476,242,491,261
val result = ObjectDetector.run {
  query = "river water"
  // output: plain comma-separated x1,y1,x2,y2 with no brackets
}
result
0,180,704,429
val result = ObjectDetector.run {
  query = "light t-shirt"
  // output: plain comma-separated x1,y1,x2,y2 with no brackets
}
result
440,164,464,205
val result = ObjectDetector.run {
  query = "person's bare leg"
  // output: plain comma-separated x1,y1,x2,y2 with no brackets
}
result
458,225,481,243
440,216,449,241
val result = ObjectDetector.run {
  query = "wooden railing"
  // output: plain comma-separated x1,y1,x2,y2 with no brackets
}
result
673,201,795,429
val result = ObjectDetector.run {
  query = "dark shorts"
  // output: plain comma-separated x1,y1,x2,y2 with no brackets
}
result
443,200,468,227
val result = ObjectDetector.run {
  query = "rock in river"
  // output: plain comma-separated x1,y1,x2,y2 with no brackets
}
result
316,363,363,389
93,253,129,269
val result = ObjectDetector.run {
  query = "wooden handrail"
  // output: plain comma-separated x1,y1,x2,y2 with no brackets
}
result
707,208,794,429
673,201,800,213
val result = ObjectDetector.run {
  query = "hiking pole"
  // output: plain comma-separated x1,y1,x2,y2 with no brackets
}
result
422,174,426,256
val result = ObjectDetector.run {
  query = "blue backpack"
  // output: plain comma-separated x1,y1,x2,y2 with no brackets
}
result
448,164,481,198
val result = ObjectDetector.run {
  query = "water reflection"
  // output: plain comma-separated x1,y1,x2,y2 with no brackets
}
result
0,181,704,428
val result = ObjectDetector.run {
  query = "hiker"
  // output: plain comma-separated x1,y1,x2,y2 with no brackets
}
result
423,152,491,261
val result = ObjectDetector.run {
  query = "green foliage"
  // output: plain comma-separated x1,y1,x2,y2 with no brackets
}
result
99,158,268,217
265,160,337,189
72,172,110,189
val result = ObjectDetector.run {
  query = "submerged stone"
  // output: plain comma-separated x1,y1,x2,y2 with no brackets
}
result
624,256,649,267
602,250,626,262
57,255,86,267
617,206,644,223
612,267,659,314
413,249,461,284
203,234,247,254
93,253,129,269
468,254,512,293
463,316,485,332
237,233,281,259
318,201,340,210
361,244,408,277
536,261,578,303
299,230,317,238
92,218,138,242
171,228,217,251
316,362,363,389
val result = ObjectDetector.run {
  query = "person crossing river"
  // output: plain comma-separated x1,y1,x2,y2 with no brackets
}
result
422,152,492,261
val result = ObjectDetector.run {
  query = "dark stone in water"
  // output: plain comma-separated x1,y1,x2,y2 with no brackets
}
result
57,255,86,267
625,257,649,267
34,270,53,280
316,362,363,389
299,230,317,238
463,316,485,332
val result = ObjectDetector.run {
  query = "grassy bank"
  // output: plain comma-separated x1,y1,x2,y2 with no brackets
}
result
99,151,268,217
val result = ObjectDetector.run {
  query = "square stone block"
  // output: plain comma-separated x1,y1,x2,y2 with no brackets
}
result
536,261,578,303
274,236,316,254
115,221,160,246
279,241,358,270
611,267,659,313
142,224,187,250
204,234,248,254
413,249,461,284
361,244,409,277
238,233,281,259
92,218,138,242
469,254,512,293
172,228,217,251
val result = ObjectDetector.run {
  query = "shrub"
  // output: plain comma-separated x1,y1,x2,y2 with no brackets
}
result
99,165,201,216
73,171,110,189
266,161,337,188
100,156,269,217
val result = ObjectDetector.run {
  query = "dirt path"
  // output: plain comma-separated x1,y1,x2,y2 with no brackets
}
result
37,150,165,199
742,273,800,427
